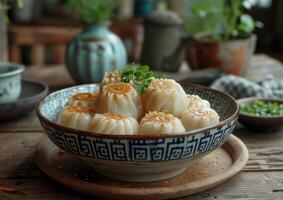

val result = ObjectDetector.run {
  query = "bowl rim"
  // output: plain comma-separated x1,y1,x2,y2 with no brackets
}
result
0,62,25,78
0,79,49,106
237,97,283,119
36,83,239,140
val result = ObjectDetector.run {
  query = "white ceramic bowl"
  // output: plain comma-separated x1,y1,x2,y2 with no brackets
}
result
0,62,24,103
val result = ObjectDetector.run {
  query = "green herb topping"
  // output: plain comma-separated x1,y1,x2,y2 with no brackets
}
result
240,100,283,116
121,65,156,93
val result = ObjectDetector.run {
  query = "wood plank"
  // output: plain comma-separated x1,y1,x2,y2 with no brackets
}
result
245,54,283,81
0,178,87,200
21,54,283,90
0,132,44,179
1,172,283,199
9,44,21,63
23,66,74,89
31,44,45,66
53,44,66,64
245,147,283,171
234,128,283,172
234,127,283,149
182,172,283,200
9,25,80,45
0,113,42,132
0,131,282,199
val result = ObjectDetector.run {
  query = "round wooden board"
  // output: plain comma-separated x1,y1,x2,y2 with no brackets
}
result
35,134,248,200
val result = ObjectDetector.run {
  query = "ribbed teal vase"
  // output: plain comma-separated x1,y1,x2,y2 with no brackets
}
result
66,23,127,83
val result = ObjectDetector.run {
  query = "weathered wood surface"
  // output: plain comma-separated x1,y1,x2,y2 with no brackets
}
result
1,54,283,199
0,112,42,132
0,131,283,199
0,130,283,199
245,54,283,81
22,54,283,90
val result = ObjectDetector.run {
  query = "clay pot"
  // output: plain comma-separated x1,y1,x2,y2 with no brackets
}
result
186,33,257,75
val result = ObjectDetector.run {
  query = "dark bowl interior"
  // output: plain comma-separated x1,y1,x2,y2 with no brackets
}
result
237,97,283,132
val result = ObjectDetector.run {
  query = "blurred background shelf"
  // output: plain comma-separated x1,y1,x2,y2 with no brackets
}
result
3,0,283,66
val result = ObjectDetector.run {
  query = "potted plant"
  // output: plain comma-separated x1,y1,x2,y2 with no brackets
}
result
64,0,127,83
183,0,262,75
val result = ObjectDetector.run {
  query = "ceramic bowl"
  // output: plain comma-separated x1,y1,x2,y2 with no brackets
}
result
238,97,283,131
36,83,239,182
0,79,49,121
0,62,25,103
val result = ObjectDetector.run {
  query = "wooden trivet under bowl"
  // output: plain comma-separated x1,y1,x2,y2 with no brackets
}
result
35,134,248,200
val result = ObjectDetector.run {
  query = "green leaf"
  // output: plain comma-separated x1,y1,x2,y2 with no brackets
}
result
238,14,255,33
0,0,24,23
3,15,9,23
255,21,264,28
64,0,121,24
183,0,224,36
183,0,263,40
121,64,156,93
242,0,253,10
17,0,24,8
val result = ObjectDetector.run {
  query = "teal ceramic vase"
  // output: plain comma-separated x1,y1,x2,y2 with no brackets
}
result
66,23,127,83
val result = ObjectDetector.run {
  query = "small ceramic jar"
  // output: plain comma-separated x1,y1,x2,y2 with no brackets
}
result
65,23,127,84
0,62,24,103
141,11,185,72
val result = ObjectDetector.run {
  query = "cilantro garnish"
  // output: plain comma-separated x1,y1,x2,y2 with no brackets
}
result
121,65,156,93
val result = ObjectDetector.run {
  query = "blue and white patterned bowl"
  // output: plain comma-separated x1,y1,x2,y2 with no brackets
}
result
36,83,239,182
0,62,25,103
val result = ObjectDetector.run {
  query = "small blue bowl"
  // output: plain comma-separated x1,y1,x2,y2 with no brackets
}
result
36,83,239,182
0,62,25,103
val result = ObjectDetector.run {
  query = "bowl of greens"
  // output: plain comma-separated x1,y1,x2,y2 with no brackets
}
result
238,97,283,131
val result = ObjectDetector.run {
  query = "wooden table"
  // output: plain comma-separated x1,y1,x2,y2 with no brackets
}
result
1,54,283,199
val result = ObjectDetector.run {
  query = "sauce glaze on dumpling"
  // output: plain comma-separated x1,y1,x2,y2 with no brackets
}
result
97,83,143,119
142,79,188,117
57,106,95,131
139,111,185,135
88,113,139,135
180,108,220,131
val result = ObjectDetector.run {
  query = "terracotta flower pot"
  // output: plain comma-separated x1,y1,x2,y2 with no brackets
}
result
186,33,257,75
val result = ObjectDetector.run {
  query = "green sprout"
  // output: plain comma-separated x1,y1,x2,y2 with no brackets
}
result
121,64,156,93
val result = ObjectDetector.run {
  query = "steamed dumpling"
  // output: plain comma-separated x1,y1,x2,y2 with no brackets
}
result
181,108,220,131
187,95,210,110
97,83,143,119
89,113,139,135
139,111,185,135
57,106,94,131
142,79,188,117
101,70,122,87
66,92,97,109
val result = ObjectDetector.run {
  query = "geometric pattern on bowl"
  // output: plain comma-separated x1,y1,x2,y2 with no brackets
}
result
37,83,239,162
41,119,236,162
